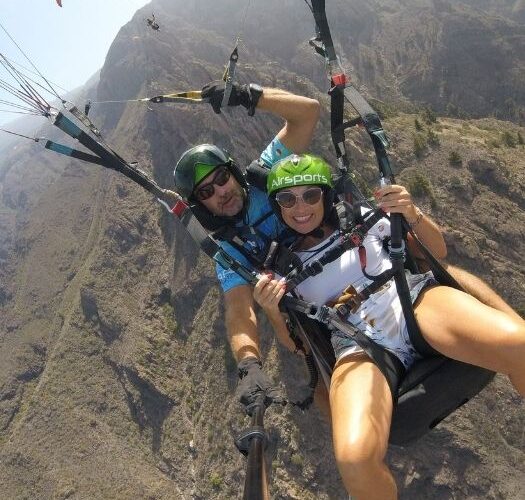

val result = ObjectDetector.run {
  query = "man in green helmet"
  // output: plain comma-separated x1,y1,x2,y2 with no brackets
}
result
169,81,321,414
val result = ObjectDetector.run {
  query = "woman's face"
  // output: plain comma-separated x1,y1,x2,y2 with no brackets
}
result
277,185,324,234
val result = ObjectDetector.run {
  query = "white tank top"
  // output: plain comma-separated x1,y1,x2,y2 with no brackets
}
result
294,215,392,305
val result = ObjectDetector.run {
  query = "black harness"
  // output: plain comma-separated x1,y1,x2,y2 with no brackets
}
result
298,0,494,444
306,0,443,362
241,161,409,396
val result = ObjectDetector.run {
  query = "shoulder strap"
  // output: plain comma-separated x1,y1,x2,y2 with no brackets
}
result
245,159,269,192
307,1,436,361
285,208,386,291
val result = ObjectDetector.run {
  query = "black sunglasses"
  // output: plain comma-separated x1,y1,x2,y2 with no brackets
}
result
194,165,231,201
275,187,323,209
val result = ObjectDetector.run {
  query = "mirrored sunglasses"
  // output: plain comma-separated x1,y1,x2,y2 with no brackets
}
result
275,187,323,209
194,165,231,201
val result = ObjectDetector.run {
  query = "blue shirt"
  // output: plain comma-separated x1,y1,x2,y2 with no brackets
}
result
216,137,292,292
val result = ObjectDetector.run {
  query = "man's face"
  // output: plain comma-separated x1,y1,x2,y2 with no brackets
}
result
195,167,245,217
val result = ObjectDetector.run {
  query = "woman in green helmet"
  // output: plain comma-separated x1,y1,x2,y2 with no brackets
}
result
254,153,525,500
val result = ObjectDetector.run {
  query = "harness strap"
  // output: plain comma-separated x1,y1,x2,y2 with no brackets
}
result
282,295,405,398
49,109,266,292
308,0,434,365
149,91,206,105
44,140,105,165
284,318,319,410
405,219,462,290
211,207,298,277
245,159,270,191
307,1,371,204
221,46,239,109
328,276,394,317
285,208,386,291
53,111,165,199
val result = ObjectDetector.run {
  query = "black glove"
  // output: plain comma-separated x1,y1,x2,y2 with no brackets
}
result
236,357,282,416
201,80,259,115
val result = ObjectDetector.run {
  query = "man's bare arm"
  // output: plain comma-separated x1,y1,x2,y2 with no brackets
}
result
256,88,320,154
224,285,261,362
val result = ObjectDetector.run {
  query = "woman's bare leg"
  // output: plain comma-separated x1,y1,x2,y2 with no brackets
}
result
444,264,524,322
330,354,396,500
415,286,525,396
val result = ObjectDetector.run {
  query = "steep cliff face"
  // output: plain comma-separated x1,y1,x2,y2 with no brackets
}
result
459,0,525,22
322,0,525,122
0,1,524,499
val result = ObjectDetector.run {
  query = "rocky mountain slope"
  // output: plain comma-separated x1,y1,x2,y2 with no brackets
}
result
0,0,524,498
133,0,525,123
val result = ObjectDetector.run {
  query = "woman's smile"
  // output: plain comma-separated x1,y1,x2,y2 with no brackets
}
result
291,213,314,224
280,185,324,234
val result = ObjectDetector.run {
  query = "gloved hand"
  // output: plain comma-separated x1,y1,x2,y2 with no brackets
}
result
236,357,282,416
201,80,253,114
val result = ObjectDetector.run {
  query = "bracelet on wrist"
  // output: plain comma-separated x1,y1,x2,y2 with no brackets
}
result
408,207,424,228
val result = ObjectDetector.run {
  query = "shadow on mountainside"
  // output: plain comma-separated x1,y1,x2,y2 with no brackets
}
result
105,357,176,454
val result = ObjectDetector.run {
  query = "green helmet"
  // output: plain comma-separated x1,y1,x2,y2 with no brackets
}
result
174,144,237,199
267,154,334,195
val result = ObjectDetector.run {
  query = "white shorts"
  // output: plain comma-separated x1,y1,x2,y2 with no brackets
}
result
331,271,437,369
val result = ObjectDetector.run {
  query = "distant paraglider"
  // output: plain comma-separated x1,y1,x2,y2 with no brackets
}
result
146,14,160,31
56,0,62,6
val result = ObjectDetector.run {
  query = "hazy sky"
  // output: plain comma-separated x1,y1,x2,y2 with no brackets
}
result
0,0,150,126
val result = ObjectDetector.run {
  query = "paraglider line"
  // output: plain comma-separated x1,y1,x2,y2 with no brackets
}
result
1,54,70,94
0,21,63,101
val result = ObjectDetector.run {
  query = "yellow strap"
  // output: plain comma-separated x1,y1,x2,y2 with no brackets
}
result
327,285,361,312
148,90,207,104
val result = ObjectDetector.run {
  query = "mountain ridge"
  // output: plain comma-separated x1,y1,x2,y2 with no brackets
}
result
0,1,523,498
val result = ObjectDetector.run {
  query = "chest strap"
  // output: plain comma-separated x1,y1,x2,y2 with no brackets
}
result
285,208,386,291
